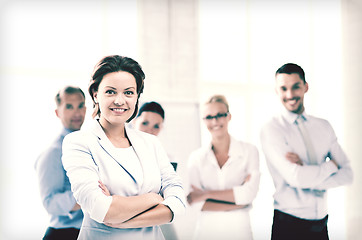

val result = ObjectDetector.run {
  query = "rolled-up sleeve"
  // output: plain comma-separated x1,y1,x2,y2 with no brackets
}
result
233,145,260,205
233,171,260,205
62,132,112,223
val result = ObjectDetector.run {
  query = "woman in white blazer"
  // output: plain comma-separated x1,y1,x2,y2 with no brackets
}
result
62,55,186,240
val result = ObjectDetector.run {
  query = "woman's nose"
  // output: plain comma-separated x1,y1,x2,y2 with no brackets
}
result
114,94,125,105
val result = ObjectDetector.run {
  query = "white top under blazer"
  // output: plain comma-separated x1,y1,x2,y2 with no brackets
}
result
62,120,186,240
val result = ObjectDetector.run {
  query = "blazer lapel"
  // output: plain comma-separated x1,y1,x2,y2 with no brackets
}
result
90,120,137,183
126,127,160,194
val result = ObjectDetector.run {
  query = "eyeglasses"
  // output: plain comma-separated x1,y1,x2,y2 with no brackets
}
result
203,112,229,121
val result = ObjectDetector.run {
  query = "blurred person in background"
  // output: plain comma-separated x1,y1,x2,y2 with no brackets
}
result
134,101,165,136
260,63,353,240
187,94,260,240
35,85,86,240
133,101,179,239
133,101,177,171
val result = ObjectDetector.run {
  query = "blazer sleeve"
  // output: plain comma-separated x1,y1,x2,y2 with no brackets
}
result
153,136,186,219
62,132,112,223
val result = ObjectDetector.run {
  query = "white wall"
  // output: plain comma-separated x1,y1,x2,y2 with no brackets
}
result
0,0,360,239
341,0,362,239
0,1,139,239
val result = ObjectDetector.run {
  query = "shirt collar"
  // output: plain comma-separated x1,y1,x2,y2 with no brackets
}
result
228,136,244,157
281,107,309,124
61,127,73,137
205,136,243,158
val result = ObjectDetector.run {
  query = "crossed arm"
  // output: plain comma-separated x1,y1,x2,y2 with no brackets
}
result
286,152,339,168
187,175,251,211
260,123,354,190
98,181,173,228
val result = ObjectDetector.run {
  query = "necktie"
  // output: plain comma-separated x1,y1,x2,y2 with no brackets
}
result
296,116,324,197
295,116,317,165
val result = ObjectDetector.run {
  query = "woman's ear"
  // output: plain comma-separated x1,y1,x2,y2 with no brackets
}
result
93,91,98,104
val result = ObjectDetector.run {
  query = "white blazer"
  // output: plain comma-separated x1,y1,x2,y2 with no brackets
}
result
62,120,186,240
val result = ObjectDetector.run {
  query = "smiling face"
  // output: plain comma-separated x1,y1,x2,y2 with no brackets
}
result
93,71,138,128
134,111,164,136
55,92,86,131
275,73,309,115
202,102,231,138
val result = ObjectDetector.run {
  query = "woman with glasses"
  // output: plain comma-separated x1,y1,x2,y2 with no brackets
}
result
187,94,260,240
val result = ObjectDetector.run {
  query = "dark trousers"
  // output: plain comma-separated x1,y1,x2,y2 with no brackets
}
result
43,227,80,240
271,210,329,240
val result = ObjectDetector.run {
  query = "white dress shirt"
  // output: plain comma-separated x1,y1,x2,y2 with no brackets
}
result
187,136,260,239
260,108,353,220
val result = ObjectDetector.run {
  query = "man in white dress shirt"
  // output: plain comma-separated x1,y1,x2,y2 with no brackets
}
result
260,63,353,239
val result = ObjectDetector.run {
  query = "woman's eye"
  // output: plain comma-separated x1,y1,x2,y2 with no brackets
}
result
125,90,134,95
105,90,116,94
154,124,160,129
142,121,149,126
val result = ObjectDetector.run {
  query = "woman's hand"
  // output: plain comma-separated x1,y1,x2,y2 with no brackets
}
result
285,152,303,166
104,204,172,229
98,180,111,196
104,222,127,228
187,185,208,205
242,174,251,184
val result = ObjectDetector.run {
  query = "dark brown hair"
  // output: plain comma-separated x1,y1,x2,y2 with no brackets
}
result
88,55,145,122
276,63,306,83
137,101,165,120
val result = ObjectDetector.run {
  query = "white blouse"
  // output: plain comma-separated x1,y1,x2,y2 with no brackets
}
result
113,146,143,186
187,136,260,207
187,136,260,240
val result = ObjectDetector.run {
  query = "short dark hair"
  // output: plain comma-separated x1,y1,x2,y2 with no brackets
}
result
276,63,306,83
88,55,145,122
137,101,165,120
55,86,85,106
